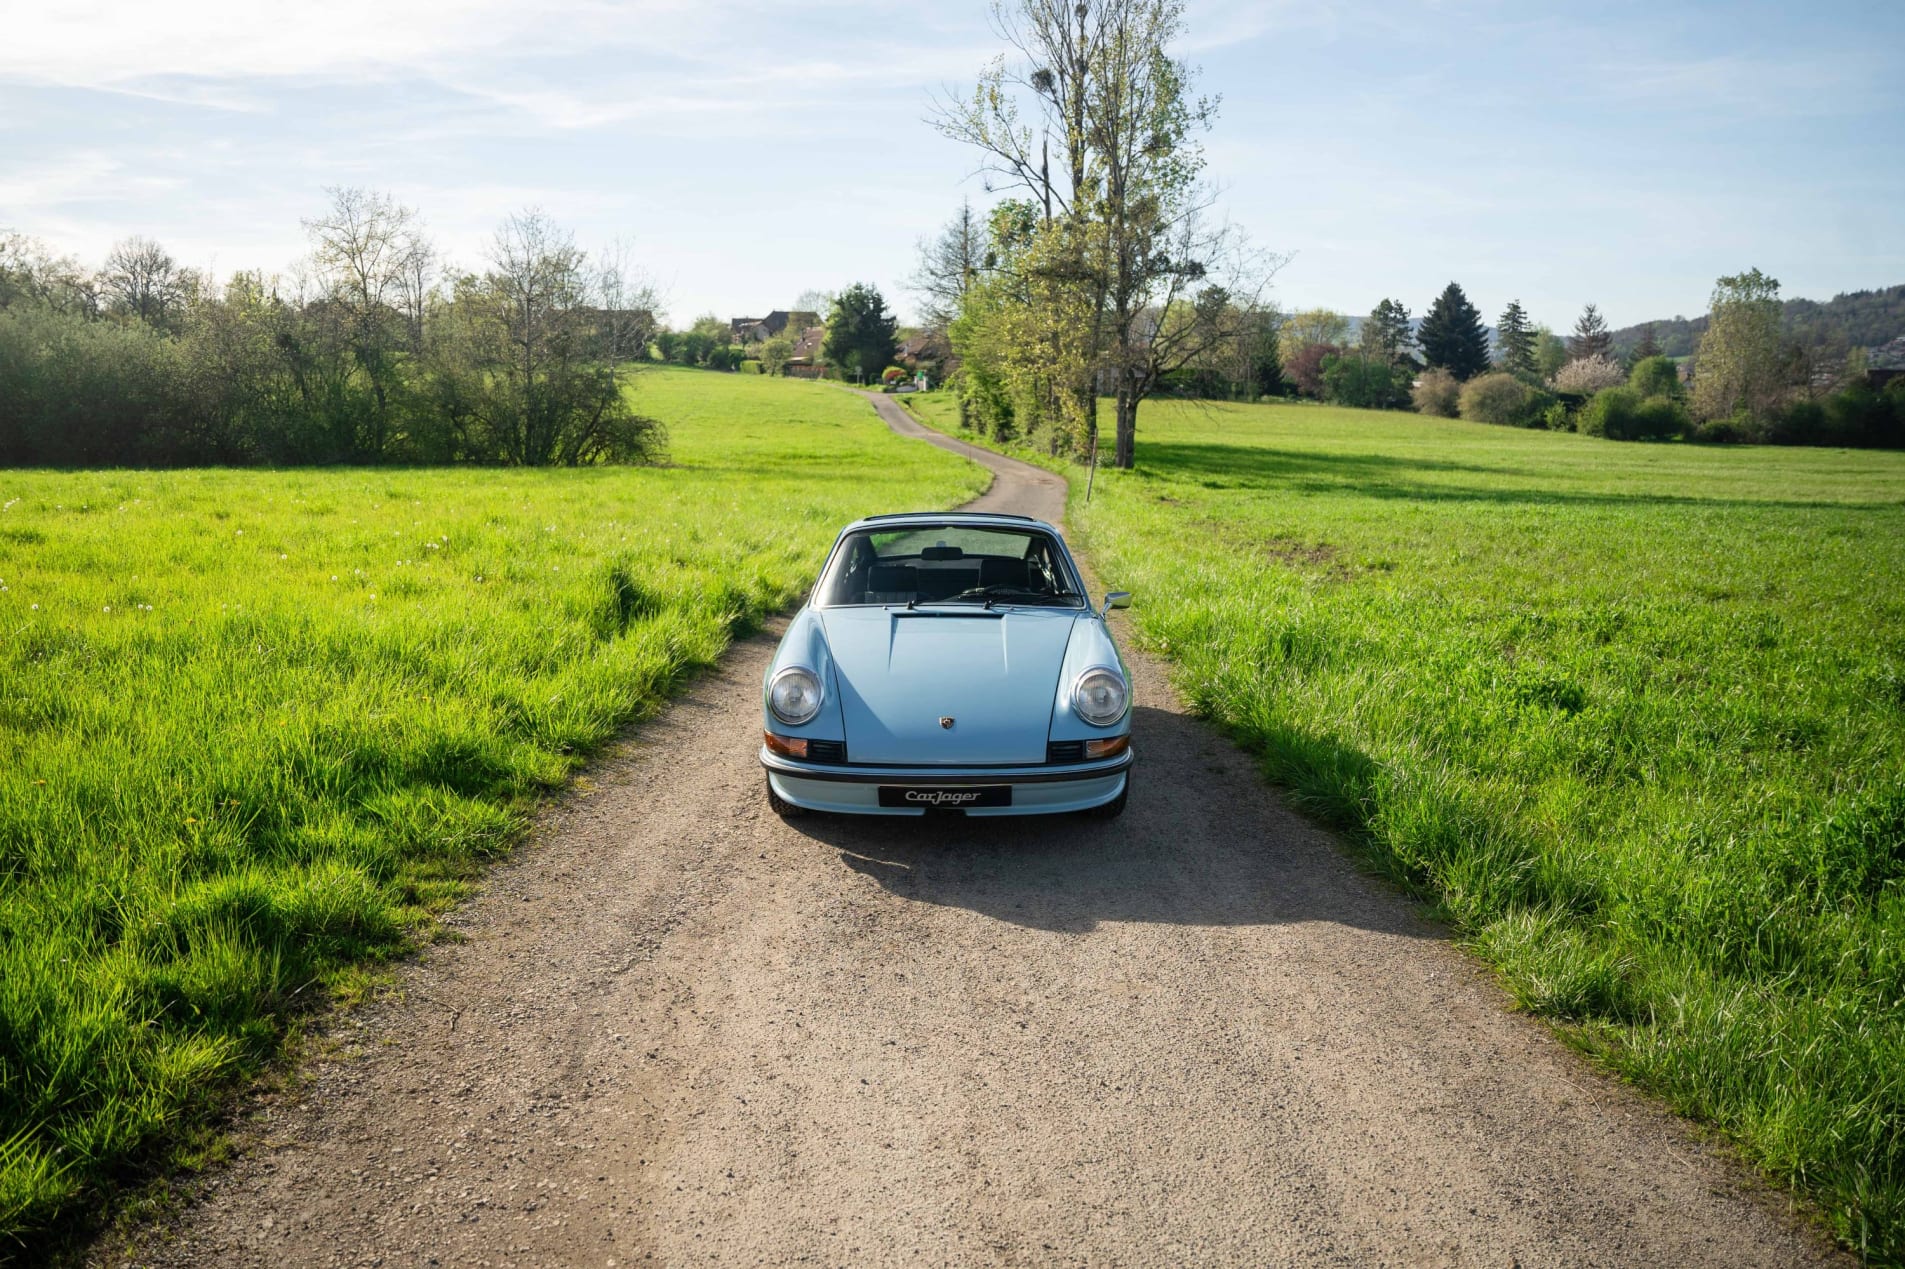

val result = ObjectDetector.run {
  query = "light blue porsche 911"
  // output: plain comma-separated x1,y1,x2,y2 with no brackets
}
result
760,511,1132,818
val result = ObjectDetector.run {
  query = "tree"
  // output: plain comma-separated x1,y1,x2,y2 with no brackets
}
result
1494,299,1535,378
1534,327,1569,380
432,210,665,465
1283,308,1350,352
1553,355,1627,393
1282,342,1334,398
1417,282,1489,380
936,0,1272,467
912,199,986,329
1358,298,1413,367
1628,355,1682,400
303,187,433,458
823,283,899,382
1690,268,1785,427
1322,352,1409,409
1569,303,1611,361
760,336,794,376
100,236,191,328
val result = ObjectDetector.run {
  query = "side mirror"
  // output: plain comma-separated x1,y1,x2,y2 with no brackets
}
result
1103,591,1132,615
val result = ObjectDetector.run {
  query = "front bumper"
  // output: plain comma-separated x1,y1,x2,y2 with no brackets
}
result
760,748,1132,816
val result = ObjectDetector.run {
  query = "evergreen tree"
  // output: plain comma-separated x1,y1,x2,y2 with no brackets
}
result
822,282,899,382
1569,303,1612,361
1359,298,1415,367
1417,283,1490,380
1495,300,1536,377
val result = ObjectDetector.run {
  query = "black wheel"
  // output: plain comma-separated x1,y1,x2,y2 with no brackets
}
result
1084,774,1129,820
766,775,807,819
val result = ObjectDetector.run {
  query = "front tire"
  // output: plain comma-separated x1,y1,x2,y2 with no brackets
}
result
766,775,807,819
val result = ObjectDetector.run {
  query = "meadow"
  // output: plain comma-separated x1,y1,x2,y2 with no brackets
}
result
0,369,983,1245
911,393,1905,1258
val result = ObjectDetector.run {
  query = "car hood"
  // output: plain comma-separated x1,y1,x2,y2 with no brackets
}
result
819,606,1080,764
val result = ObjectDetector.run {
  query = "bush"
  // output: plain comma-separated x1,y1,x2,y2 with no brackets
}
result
1412,368,1461,417
1553,355,1627,393
1321,353,1411,409
1579,386,1689,441
882,365,908,384
1693,413,1757,444
1766,385,1905,448
1458,372,1551,427
1283,341,1336,398
1539,400,1574,432
740,359,762,376
1628,355,1682,400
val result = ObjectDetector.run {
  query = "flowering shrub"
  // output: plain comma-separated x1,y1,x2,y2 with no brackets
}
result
1552,355,1626,394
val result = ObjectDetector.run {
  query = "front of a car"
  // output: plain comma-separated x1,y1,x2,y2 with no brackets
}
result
760,513,1132,817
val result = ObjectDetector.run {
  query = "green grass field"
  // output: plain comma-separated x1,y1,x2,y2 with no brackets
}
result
0,368,982,1245
911,392,1905,1258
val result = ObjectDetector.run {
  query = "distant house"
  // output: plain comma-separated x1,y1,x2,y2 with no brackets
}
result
784,325,828,378
730,310,820,346
1867,336,1905,390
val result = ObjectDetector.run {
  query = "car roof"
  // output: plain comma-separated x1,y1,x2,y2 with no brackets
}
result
841,511,1066,538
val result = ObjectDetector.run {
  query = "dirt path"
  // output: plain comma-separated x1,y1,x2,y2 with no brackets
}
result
94,395,1841,1267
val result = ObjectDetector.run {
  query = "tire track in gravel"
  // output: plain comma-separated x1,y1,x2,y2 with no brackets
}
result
91,392,1844,1268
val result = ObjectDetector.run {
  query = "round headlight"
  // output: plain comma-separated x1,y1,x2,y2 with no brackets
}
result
768,666,823,726
1072,667,1129,726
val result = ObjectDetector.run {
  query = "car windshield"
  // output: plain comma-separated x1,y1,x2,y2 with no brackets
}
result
815,524,1085,608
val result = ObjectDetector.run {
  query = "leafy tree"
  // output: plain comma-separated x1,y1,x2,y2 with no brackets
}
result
303,186,433,458
1359,298,1414,367
1282,342,1335,399
822,282,900,383
1322,352,1410,409
1690,268,1785,427
1283,308,1350,352
1494,299,1535,378
432,210,665,465
1628,355,1682,400
1535,327,1569,380
1569,303,1612,361
936,0,1273,467
1417,282,1490,380
760,336,793,376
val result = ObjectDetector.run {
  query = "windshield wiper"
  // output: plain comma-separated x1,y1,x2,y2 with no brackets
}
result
944,585,1079,607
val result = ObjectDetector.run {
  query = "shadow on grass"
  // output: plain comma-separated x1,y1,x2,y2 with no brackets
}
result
1139,441,1905,513
791,704,1432,940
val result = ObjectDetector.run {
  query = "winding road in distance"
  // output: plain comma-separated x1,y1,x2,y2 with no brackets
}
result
97,391,1842,1267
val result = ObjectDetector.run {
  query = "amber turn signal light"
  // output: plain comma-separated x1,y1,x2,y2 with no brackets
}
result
763,731,809,759
1085,735,1129,759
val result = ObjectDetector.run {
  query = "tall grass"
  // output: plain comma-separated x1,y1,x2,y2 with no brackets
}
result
0,367,984,1245
912,392,1905,1259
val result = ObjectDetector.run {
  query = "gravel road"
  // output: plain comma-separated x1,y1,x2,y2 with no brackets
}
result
92,393,1842,1267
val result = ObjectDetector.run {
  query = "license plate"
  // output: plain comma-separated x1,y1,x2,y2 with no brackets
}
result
878,785,1012,809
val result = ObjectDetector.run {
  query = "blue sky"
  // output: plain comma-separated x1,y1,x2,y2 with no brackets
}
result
3,0,1900,331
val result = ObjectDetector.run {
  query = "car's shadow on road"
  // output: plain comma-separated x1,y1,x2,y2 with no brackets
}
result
789,705,1434,939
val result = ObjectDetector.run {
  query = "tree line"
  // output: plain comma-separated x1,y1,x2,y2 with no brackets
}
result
0,192,665,467
1270,273,1901,448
